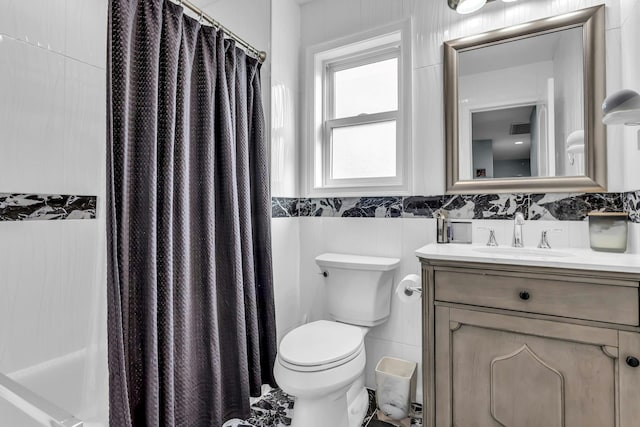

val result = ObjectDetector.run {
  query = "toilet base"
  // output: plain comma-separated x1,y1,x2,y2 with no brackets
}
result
347,386,369,427
273,321,371,427
290,384,368,427
290,386,349,427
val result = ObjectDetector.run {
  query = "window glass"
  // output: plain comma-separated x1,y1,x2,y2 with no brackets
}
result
331,121,397,179
333,58,398,119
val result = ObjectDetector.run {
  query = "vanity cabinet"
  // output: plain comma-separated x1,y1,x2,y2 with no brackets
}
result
420,260,640,427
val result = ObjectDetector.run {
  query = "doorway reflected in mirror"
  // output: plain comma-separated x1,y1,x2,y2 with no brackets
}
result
471,105,540,180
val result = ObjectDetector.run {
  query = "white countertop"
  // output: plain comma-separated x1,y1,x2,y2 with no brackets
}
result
415,243,640,274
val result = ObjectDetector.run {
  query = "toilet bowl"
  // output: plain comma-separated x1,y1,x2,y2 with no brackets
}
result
274,320,370,427
273,253,400,427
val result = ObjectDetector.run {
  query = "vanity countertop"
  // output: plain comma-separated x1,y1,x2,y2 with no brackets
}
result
415,243,640,274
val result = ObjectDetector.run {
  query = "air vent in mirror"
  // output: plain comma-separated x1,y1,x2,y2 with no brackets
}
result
510,122,531,135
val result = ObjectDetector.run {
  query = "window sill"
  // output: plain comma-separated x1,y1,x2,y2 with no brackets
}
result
306,186,411,198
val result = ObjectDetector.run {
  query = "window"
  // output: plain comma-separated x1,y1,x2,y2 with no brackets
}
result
305,21,411,196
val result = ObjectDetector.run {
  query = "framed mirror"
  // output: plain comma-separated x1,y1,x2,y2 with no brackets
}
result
444,5,606,194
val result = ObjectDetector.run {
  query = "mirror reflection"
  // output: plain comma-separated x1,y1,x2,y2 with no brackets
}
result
457,27,584,181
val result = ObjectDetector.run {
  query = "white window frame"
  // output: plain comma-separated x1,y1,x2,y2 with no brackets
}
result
303,20,412,197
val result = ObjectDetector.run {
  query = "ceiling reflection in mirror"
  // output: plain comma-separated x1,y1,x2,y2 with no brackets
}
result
458,27,585,181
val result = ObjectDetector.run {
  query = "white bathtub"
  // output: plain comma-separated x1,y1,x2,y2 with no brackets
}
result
1,349,108,427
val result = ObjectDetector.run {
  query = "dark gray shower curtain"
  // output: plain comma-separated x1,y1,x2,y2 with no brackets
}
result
106,0,277,425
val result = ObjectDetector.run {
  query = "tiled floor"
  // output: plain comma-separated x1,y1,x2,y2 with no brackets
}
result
223,387,423,427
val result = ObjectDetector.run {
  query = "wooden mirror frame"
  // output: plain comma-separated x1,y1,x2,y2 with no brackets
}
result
444,5,606,194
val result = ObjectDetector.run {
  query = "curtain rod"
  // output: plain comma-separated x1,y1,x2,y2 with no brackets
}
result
172,0,267,63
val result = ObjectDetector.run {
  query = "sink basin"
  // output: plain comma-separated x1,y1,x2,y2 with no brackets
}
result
472,247,574,258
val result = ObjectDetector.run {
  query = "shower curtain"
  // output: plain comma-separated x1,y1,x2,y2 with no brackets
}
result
106,0,277,425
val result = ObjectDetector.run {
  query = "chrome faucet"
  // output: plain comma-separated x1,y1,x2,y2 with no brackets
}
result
538,230,551,249
513,212,525,248
538,229,561,249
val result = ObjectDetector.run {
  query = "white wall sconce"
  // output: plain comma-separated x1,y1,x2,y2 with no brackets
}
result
602,89,640,126
448,0,518,15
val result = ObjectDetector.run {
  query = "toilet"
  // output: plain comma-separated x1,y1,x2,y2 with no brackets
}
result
273,252,400,427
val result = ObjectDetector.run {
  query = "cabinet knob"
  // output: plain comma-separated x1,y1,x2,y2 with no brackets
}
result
626,356,640,368
519,291,531,301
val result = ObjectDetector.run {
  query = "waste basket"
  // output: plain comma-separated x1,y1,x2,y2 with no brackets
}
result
375,357,417,424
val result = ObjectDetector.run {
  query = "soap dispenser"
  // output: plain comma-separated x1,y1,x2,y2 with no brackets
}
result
436,210,449,243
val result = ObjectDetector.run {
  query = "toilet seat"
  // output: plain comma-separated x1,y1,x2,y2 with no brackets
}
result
278,320,364,372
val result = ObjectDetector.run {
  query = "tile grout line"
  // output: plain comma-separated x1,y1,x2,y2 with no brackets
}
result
0,32,105,71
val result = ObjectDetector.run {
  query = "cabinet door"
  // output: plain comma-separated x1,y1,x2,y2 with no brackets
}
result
435,307,619,427
620,331,640,427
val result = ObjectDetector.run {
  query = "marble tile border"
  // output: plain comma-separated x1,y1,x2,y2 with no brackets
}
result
0,193,97,221
529,192,624,221
624,191,640,223
273,192,639,222
441,194,529,220
272,197,298,218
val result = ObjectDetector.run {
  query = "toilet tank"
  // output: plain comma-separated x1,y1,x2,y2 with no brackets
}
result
315,253,400,327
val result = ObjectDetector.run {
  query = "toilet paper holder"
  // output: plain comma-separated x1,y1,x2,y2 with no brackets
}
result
403,285,422,297
396,274,422,303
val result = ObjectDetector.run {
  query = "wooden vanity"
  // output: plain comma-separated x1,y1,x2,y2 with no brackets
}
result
417,244,640,427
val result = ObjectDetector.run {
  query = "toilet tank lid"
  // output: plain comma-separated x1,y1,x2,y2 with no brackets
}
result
315,253,400,271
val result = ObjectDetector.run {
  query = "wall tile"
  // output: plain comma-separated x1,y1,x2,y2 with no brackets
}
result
0,220,99,373
627,222,640,253
271,0,301,93
568,220,590,248
298,0,330,47
413,0,460,69
271,218,301,342
64,59,105,194
360,0,410,31
367,281,411,343
413,64,446,196
401,344,423,404
606,27,626,192
606,0,623,29
298,217,330,323
0,0,67,54
271,82,299,198
620,0,640,26
445,1,506,41
65,0,108,68
323,217,403,258
503,0,549,29
399,218,431,346
0,36,66,194
271,0,300,198
621,0,640,191
300,0,363,47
